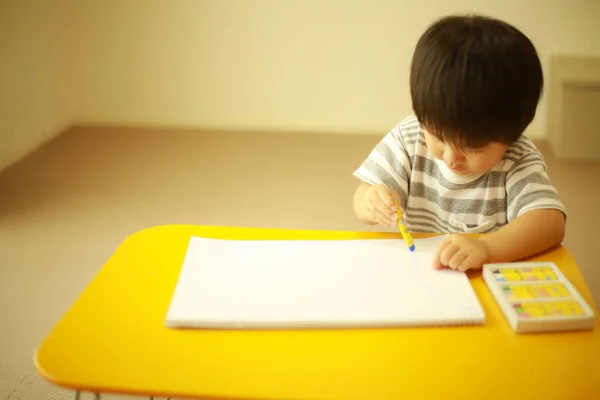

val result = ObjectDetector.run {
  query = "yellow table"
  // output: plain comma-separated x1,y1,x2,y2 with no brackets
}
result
35,225,600,400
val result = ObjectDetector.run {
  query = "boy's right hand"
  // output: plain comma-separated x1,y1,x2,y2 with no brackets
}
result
363,184,402,228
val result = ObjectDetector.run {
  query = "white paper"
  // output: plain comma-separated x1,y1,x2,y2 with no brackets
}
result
165,235,485,328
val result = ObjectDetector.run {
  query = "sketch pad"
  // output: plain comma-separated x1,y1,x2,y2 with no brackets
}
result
165,235,485,328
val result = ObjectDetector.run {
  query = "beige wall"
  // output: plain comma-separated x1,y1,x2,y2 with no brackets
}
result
2,0,600,170
70,0,600,136
0,0,73,171
547,56,600,161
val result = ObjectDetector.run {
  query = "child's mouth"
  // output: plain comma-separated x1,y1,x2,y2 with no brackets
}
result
450,165,466,172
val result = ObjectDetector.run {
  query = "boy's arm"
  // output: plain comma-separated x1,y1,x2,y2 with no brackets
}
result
479,146,566,263
352,119,414,226
433,209,565,271
353,182,377,224
433,144,567,271
353,182,403,227
479,209,565,262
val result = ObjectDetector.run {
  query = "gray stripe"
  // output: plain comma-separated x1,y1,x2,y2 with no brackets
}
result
505,147,540,165
402,118,420,129
401,129,419,140
507,159,546,181
412,155,440,181
374,138,411,178
409,214,448,232
509,152,540,165
520,151,541,161
405,139,427,147
410,221,445,233
391,130,405,144
506,146,526,158
358,159,408,201
511,146,537,159
391,125,409,145
506,150,529,160
510,190,560,220
402,128,421,138
410,208,492,232
507,160,543,179
503,155,521,163
402,119,420,128
410,182,507,216
407,206,443,219
412,156,507,190
519,139,537,152
408,207,453,230
508,140,537,156
507,172,552,202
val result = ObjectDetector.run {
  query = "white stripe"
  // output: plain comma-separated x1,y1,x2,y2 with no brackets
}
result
353,114,564,235
506,163,547,191
400,114,420,127
518,182,559,195
507,182,560,218
507,137,538,156
353,168,382,186
370,150,408,189
499,158,517,171
506,161,545,184
382,133,411,169
507,144,534,159
402,124,421,135
410,216,447,232
411,222,445,233
516,200,566,218
411,170,506,201
407,197,507,229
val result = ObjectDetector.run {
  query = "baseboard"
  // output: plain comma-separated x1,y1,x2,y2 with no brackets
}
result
69,119,550,140
0,122,549,176
0,123,71,173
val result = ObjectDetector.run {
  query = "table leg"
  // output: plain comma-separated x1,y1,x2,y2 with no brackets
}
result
74,391,80,400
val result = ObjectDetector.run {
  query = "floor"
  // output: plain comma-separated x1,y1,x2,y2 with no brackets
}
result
0,126,598,399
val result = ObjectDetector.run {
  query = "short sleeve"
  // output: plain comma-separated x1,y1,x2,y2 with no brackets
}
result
352,121,413,209
505,152,566,221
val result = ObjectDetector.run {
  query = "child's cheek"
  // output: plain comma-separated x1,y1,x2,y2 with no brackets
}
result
470,156,490,173
430,143,444,160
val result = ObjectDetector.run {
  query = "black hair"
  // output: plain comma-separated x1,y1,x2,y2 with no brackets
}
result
410,15,543,148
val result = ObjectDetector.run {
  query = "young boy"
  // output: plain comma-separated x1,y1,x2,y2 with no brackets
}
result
352,15,566,272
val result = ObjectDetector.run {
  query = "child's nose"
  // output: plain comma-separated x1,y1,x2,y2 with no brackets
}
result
444,147,465,164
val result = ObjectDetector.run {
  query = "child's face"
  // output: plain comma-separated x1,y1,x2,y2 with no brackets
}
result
423,130,507,175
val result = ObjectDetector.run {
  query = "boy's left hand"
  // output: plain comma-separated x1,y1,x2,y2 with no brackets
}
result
433,234,490,272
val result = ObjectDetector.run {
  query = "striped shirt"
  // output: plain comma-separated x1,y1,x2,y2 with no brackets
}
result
353,115,566,233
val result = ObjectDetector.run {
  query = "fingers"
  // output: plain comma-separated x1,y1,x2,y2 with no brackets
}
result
366,185,401,227
433,238,451,269
433,235,484,272
456,254,476,272
438,243,464,270
448,250,469,271
376,185,399,210
367,197,397,227
433,237,467,270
